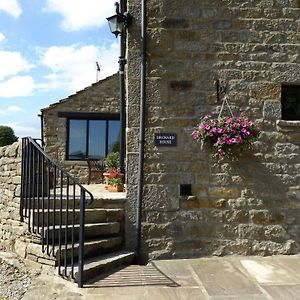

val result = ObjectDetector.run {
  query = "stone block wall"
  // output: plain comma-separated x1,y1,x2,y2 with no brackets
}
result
0,142,57,267
0,141,27,251
126,0,300,260
42,74,119,182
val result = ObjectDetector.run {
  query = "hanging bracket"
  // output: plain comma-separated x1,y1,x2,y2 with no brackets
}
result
216,79,227,102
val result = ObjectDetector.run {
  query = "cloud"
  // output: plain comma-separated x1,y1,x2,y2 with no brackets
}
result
8,105,22,112
0,105,22,115
0,0,22,18
0,51,33,81
0,33,5,42
44,0,116,31
0,76,35,98
4,121,40,138
39,43,118,92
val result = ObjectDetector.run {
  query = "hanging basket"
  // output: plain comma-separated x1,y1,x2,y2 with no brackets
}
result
192,97,260,157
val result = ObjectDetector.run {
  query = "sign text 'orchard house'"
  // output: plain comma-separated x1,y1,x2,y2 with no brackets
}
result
154,133,177,147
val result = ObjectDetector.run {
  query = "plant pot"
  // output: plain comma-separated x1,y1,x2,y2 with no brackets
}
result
103,172,124,186
103,172,110,186
107,184,124,192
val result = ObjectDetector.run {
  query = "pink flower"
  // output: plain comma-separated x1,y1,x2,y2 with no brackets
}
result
218,149,225,156
217,128,224,134
192,113,260,157
191,131,199,140
225,117,233,124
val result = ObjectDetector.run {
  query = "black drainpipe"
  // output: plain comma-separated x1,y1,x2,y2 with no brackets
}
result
135,0,146,263
38,111,44,146
119,0,126,174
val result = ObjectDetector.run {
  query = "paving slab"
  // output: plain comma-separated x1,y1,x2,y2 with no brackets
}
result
86,264,177,288
191,258,264,297
241,258,299,284
83,184,126,199
273,255,300,281
19,254,300,300
152,259,200,286
261,284,300,300
83,286,206,300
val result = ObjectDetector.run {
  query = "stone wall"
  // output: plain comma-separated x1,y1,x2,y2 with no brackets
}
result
0,142,57,267
125,0,300,260
42,74,119,183
0,142,27,251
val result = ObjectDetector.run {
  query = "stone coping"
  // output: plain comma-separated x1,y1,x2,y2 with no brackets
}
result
276,120,300,132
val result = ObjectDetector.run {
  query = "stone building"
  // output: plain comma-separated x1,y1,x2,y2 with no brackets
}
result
41,74,120,182
1,0,300,286
124,0,300,260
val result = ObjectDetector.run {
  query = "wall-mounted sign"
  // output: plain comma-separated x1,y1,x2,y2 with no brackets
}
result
154,133,177,147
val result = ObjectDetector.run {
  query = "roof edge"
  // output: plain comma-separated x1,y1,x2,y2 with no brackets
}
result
41,73,118,112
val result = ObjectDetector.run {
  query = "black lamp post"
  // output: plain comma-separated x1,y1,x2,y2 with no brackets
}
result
107,2,131,175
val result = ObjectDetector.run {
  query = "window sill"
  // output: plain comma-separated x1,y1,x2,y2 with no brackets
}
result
276,120,300,132
64,160,88,166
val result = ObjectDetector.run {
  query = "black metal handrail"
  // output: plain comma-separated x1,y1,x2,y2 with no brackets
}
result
20,137,93,288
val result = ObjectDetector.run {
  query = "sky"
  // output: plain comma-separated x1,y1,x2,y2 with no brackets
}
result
0,0,119,138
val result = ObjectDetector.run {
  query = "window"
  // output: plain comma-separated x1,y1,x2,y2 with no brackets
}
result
281,85,300,120
67,116,120,160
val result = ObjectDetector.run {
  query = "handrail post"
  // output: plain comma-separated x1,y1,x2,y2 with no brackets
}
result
20,138,25,221
78,190,85,288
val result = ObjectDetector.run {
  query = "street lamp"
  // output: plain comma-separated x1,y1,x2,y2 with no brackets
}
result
107,2,131,37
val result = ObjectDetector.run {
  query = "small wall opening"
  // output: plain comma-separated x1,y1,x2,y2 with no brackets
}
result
281,85,300,120
179,184,192,196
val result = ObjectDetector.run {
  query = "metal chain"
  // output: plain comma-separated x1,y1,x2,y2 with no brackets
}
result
217,95,234,119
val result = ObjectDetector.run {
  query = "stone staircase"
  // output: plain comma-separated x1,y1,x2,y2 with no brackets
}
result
25,196,134,284
20,137,134,286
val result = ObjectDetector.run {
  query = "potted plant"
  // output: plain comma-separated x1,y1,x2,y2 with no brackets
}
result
192,114,260,158
104,152,120,171
103,152,121,186
107,177,124,192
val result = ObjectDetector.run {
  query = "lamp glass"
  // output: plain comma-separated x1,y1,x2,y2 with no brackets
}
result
107,14,126,37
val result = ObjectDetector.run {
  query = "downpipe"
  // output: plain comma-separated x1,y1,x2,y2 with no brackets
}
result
135,0,146,264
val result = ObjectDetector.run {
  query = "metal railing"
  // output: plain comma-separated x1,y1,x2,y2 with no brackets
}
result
20,137,94,288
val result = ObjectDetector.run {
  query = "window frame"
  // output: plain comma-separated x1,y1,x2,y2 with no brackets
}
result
281,84,300,121
62,112,120,161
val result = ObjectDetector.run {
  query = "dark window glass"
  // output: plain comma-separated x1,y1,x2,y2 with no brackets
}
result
108,120,120,153
282,85,300,120
67,118,120,160
88,120,106,160
68,120,87,159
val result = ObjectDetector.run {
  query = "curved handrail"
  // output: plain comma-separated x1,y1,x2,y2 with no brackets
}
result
27,136,94,204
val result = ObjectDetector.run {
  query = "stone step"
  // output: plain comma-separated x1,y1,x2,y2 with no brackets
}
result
32,208,124,226
42,222,121,243
56,237,123,263
36,197,125,209
25,236,124,267
59,250,135,283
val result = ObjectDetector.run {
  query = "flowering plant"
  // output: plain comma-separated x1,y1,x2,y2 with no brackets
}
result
108,169,121,179
108,177,123,186
192,114,260,157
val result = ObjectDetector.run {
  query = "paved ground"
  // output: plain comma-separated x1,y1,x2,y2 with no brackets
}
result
82,184,126,199
20,254,300,300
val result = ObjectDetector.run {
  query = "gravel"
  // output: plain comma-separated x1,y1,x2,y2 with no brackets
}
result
0,255,38,300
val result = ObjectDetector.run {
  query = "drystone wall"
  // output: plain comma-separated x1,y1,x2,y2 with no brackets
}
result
0,142,56,267
0,142,26,251
126,0,300,260
42,74,119,183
